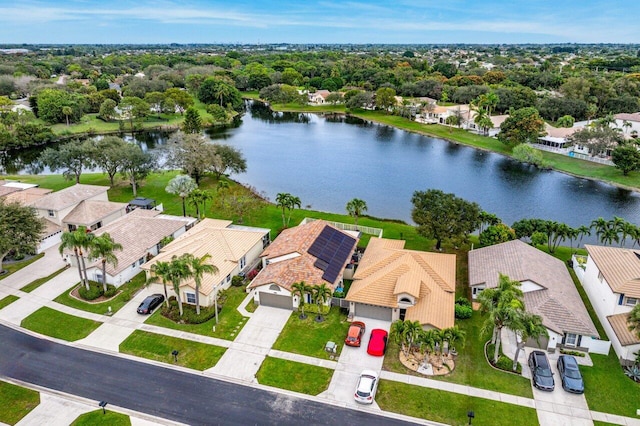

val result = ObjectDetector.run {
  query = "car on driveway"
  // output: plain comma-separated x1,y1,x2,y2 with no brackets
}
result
366,329,388,356
345,321,366,347
557,355,584,394
354,370,379,404
528,350,555,391
137,294,164,314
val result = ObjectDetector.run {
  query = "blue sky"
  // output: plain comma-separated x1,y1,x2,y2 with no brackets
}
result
0,0,637,44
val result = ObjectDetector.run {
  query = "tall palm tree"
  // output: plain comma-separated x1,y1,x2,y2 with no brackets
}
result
60,227,95,290
88,233,122,293
419,329,439,357
276,193,291,228
311,283,332,322
346,198,368,227
628,304,640,340
169,254,193,317
590,217,608,241
59,228,88,290
291,281,310,319
402,320,422,357
184,253,219,316
442,326,466,353
149,260,172,307
576,225,591,248
390,319,407,349
286,195,301,227
511,312,547,371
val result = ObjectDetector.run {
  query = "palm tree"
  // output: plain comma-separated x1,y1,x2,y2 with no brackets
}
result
62,106,73,126
628,304,640,340
419,329,439,357
88,233,122,293
291,281,310,319
390,320,407,349
576,225,591,248
169,254,193,317
166,175,197,217
619,220,637,247
184,253,218,316
442,326,466,354
345,198,368,227
286,195,301,227
402,320,422,356
311,283,332,322
590,217,608,243
148,260,173,307
59,228,89,290
511,312,547,371
478,274,525,363
276,193,291,228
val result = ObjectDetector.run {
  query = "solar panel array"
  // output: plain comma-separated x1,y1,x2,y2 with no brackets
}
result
308,225,356,284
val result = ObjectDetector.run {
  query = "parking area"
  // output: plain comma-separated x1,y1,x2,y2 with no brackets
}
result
320,317,391,409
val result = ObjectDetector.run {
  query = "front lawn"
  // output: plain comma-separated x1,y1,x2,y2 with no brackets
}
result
0,254,45,281
272,307,350,359
0,381,40,425
256,357,333,395
119,330,226,370
582,350,640,417
0,295,19,310
376,380,539,426
53,272,146,315
145,285,249,340
383,312,533,398
70,410,130,426
20,266,69,293
20,307,102,341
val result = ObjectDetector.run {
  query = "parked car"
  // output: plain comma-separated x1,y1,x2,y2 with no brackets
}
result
366,329,388,356
345,321,366,347
137,294,164,314
557,355,584,394
528,350,555,391
354,370,379,404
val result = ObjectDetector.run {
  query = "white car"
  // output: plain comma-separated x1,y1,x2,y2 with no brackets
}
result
354,370,379,404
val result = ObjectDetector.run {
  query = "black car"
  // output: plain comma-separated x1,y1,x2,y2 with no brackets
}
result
557,355,584,394
528,350,555,391
137,294,164,314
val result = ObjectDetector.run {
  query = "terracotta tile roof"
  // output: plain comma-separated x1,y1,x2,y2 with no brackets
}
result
614,112,640,123
469,240,598,337
346,238,456,330
490,114,509,128
63,200,127,225
144,218,267,296
543,123,583,139
585,245,640,298
40,217,62,238
88,214,187,276
0,186,20,197
607,312,640,346
3,187,52,205
248,220,357,292
29,184,109,211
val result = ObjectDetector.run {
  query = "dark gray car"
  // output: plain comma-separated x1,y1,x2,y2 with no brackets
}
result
137,294,164,314
528,350,555,391
557,355,584,394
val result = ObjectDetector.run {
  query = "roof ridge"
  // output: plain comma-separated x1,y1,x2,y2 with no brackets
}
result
410,252,454,293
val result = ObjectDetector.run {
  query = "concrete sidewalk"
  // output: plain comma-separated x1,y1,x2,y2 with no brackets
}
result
0,245,67,292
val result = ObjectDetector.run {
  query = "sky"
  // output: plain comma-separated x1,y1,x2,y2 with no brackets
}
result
0,0,638,45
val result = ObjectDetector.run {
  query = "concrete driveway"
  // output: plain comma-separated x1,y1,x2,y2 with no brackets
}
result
321,317,391,409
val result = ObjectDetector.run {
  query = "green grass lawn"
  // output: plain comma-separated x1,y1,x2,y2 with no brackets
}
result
0,381,40,425
376,380,539,426
272,307,350,359
20,266,69,293
70,410,130,426
53,272,146,315
256,357,333,395
0,295,19,310
20,307,102,341
119,330,226,370
145,284,249,340
593,422,618,426
383,311,533,398
582,350,640,417
0,254,45,281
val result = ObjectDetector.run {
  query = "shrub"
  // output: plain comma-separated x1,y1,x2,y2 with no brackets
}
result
78,281,117,300
455,304,473,319
455,297,471,307
496,355,513,371
246,269,259,280
333,290,345,298
231,275,244,287
160,296,219,324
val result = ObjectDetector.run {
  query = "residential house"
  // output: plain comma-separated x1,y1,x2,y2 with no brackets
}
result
613,112,640,139
65,209,194,286
469,240,604,354
143,219,270,307
535,123,584,154
308,90,331,104
577,245,640,363
345,237,456,328
248,220,358,310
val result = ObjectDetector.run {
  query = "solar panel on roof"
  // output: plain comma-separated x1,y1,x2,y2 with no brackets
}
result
307,225,356,284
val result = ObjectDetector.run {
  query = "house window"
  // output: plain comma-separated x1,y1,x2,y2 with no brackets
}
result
138,258,145,266
472,287,484,297
625,297,638,306
186,292,196,304
226,274,231,283
68,224,77,231
564,333,578,347
131,263,136,269
48,210,55,217
239,256,246,270
597,271,604,283
269,284,280,292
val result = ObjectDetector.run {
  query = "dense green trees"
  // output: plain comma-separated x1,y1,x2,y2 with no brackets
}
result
498,107,545,145
0,200,44,273
36,89,85,124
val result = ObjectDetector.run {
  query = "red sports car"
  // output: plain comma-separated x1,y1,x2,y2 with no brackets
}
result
366,329,388,356
344,321,366,347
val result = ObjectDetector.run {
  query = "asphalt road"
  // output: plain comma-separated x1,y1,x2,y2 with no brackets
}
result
0,325,417,426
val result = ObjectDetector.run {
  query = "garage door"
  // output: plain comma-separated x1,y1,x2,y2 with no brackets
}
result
356,303,392,321
259,292,293,310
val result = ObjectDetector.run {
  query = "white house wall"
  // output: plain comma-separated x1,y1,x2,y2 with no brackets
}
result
581,256,619,319
580,336,611,355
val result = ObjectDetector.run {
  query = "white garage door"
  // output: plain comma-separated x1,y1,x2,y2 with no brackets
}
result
356,303,392,321
259,292,293,310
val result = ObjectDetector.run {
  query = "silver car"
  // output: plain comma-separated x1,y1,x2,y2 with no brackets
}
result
354,370,379,404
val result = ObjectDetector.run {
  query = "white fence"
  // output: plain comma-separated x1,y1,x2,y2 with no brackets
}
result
300,218,383,237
